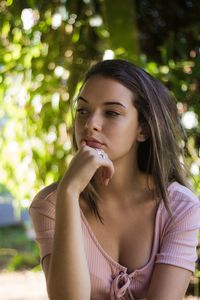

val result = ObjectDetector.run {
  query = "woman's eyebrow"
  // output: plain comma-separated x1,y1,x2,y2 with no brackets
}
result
77,96,127,108
77,96,88,103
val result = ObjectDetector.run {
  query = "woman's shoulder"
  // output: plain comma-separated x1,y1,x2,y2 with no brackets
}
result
168,181,199,206
156,181,200,236
29,181,58,212
163,181,200,219
29,182,58,243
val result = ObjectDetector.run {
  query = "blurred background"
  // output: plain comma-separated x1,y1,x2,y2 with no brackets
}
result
0,0,200,299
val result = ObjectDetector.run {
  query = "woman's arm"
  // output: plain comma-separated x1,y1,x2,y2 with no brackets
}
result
46,190,91,300
42,144,114,300
147,263,192,300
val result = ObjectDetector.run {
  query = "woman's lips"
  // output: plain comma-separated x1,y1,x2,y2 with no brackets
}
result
85,140,104,149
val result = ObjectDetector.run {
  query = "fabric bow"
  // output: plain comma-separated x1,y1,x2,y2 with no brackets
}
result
111,271,135,300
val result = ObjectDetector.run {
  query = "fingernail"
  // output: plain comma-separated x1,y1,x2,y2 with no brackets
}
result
105,179,109,186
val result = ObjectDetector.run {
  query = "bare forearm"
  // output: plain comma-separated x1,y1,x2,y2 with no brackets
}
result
47,192,91,300
46,144,114,299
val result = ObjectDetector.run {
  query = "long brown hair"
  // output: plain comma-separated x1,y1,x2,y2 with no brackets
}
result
72,59,188,220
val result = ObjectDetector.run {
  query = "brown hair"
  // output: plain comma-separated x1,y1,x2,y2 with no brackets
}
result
72,59,188,220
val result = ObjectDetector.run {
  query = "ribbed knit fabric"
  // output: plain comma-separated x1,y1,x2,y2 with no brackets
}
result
29,182,200,300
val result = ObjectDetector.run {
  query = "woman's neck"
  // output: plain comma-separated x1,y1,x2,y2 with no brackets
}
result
94,158,154,206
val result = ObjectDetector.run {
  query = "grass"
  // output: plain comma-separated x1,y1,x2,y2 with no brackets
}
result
0,224,41,271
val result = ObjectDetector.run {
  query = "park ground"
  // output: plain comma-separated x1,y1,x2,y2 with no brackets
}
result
0,271,48,300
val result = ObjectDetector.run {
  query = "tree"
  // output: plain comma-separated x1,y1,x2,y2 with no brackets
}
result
0,0,199,211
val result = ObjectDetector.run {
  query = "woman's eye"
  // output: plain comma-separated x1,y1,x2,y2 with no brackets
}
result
76,108,88,115
105,111,120,117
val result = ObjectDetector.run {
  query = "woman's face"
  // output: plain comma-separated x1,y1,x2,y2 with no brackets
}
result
74,75,144,162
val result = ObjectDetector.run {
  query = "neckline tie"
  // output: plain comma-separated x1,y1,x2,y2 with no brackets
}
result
111,271,135,300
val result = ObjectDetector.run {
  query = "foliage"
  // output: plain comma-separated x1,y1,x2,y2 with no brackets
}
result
0,225,40,271
0,0,199,208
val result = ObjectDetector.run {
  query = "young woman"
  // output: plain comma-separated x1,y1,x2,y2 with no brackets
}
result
29,59,200,300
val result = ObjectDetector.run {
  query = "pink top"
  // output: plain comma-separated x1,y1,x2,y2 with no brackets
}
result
29,182,200,300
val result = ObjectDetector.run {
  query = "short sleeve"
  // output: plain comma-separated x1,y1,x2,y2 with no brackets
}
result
156,189,200,272
29,183,57,262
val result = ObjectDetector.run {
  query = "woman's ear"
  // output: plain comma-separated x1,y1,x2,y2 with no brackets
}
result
137,123,150,142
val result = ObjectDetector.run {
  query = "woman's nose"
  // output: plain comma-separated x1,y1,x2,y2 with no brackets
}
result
84,113,101,132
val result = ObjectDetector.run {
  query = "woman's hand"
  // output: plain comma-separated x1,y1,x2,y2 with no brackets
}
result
57,142,115,196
